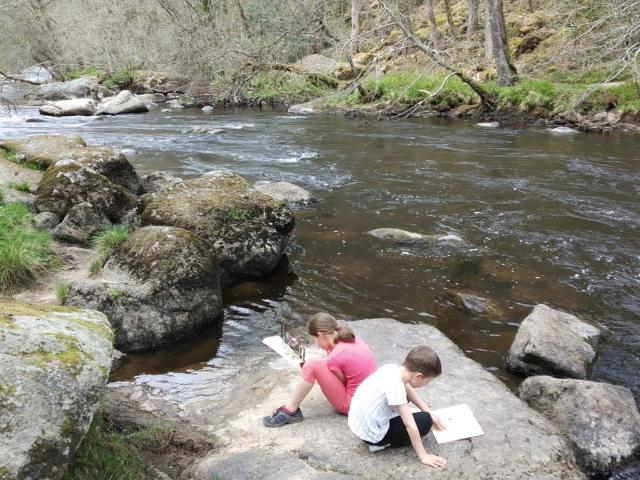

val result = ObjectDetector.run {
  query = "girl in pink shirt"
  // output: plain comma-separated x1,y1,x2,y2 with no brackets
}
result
263,312,377,427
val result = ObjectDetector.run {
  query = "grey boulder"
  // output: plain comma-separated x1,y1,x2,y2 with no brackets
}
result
254,181,316,206
0,301,114,480
140,171,184,193
139,170,295,284
287,102,314,114
39,98,96,117
505,304,601,379
26,77,99,102
367,228,464,244
95,90,149,115
519,376,640,476
34,212,60,230
52,202,111,244
65,226,223,352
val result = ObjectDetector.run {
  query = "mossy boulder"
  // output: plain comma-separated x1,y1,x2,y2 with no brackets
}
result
1,134,142,194
51,202,112,244
65,226,223,352
0,300,113,480
36,164,136,222
138,171,295,284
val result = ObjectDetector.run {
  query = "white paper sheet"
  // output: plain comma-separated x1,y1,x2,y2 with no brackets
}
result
430,404,484,444
263,336,303,369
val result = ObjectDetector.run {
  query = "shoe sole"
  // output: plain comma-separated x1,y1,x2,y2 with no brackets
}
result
262,416,304,428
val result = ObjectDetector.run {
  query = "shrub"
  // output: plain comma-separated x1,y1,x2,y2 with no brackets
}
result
245,70,333,102
0,203,58,292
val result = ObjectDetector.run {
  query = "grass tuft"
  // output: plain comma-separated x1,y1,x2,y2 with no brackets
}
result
8,181,30,193
1,148,41,171
0,203,58,292
89,225,129,273
244,71,334,103
57,283,71,304
102,70,133,90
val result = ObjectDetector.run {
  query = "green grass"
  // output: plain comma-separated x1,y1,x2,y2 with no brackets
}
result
1,148,41,171
102,70,133,89
63,413,176,480
56,283,71,304
227,208,248,221
245,71,334,102
0,190,4,204
0,203,58,292
107,288,123,300
63,66,105,81
7,181,30,193
89,225,129,273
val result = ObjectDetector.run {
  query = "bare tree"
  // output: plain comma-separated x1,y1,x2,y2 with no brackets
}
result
443,0,456,38
466,0,478,41
486,0,517,85
351,0,360,55
425,0,440,45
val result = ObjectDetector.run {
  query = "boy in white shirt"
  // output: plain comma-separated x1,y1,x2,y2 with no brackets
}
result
348,345,447,468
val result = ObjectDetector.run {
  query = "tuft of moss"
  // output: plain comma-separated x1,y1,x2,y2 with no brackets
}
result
0,202,58,292
89,225,129,274
106,288,123,300
63,66,105,81
25,333,91,377
227,208,248,221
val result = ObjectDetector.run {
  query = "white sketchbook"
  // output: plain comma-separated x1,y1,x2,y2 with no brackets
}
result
430,404,484,444
263,336,303,369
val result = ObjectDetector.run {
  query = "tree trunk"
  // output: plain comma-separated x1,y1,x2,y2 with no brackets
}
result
484,1,493,62
443,0,456,38
425,0,439,46
351,0,360,56
466,0,478,41
486,0,517,86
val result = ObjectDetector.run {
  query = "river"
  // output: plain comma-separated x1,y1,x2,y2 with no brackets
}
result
1,88,638,405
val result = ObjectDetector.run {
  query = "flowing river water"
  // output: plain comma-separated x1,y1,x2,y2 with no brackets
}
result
2,84,639,408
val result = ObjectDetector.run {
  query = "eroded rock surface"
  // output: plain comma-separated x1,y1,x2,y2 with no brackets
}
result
519,376,640,476
0,301,114,480
367,228,464,244
139,170,295,284
505,304,601,378
95,90,149,115
39,98,96,117
110,319,585,480
26,77,100,102
254,181,316,206
65,226,223,352
51,202,112,244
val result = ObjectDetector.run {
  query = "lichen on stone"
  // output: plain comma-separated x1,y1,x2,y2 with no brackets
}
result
24,332,92,377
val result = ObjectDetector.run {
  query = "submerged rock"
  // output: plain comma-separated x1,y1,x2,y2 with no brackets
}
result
39,98,96,117
95,90,148,115
448,291,496,314
367,228,464,245
254,181,316,206
477,121,500,128
51,202,112,244
26,77,100,102
519,376,640,477
0,300,114,480
549,126,578,134
505,304,601,379
139,170,295,284
65,226,223,352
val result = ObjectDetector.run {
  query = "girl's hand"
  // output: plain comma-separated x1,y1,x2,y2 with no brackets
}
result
420,454,447,468
431,413,446,431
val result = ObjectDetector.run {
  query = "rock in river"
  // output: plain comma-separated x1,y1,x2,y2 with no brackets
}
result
25,77,100,102
95,90,149,115
39,98,97,117
65,226,223,352
505,304,601,379
519,376,640,477
367,228,464,244
0,301,114,480
254,181,316,206
139,170,295,284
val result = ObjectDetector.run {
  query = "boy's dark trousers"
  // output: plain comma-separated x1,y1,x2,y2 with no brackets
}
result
368,412,433,447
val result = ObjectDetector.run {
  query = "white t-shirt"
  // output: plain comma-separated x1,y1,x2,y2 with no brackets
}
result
348,364,408,443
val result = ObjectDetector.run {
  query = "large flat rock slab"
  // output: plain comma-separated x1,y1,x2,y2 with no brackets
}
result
110,318,584,480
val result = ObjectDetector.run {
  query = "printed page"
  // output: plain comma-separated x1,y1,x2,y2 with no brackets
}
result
263,336,303,369
430,404,484,444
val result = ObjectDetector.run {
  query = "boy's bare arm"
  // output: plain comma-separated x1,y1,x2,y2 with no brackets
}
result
405,384,445,431
396,404,447,468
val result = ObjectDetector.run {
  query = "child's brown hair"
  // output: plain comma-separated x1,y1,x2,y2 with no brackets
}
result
307,312,355,343
403,345,442,377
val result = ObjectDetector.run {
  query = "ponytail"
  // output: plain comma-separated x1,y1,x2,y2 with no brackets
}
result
307,312,356,344
334,325,355,343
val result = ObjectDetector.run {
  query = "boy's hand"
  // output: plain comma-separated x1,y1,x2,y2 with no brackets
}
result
431,413,446,431
420,454,447,468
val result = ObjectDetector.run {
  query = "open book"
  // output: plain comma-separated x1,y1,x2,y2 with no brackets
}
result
430,404,484,444
263,335,304,369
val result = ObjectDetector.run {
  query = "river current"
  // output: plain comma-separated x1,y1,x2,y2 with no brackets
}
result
1,90,639,403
